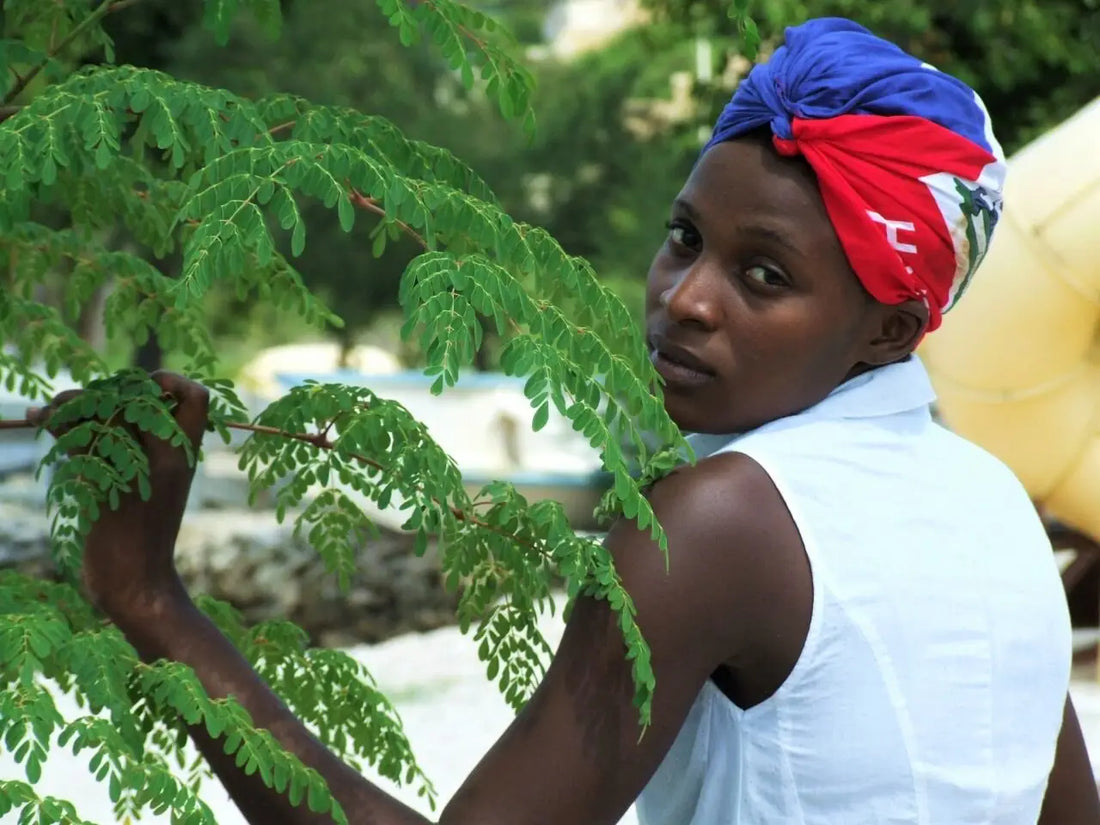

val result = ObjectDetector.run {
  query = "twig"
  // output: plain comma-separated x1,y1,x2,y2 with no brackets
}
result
268,120,297,137
2,415,537,541
106,0,147,13
317,417,338,442
422,0,490,53
348,189,427,249
227,421,340,456
2,0,148,106
225,422,506,532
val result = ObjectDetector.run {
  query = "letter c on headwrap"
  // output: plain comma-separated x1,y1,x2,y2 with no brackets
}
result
705,18,1007,331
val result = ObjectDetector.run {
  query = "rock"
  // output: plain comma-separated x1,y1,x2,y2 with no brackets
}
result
0,495,458,644
0,498,53,577
174,510,458,643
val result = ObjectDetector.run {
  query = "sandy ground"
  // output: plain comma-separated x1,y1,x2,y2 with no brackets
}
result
0,601,638,825
4,610,1100,824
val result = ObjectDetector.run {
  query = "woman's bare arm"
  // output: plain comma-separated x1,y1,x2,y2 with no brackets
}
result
40,374,810,825
116,591,432,824
1038,694,1100,825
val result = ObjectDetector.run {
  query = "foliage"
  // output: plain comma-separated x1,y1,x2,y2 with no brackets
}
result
149,0,1099,352
501,25,705,316
642,0,1100,153
156,0,551,356
0,0,689,822
500,0,1098,322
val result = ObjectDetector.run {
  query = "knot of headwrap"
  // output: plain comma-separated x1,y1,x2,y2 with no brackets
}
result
705,17,1006,331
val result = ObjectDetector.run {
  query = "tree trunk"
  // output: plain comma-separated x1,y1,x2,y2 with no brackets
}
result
133,333,163,372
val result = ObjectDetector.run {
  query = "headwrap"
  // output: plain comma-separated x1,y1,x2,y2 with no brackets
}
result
705,18,1006,331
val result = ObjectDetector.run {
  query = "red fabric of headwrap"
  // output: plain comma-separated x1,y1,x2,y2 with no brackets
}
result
705,19,1008,331
773,114,999,331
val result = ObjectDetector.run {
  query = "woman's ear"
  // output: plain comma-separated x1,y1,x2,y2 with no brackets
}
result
863,299,929,365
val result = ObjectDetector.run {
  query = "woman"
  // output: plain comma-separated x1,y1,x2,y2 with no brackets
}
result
31,17,1099,825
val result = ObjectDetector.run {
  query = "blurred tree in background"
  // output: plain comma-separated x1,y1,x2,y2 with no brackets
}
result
93,0,1100,368
166,1,471,358
523,0,1100,320
645,0,1100,151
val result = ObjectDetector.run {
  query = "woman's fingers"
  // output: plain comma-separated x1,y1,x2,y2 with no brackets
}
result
25,388,83,429
25,373,211,455
24,405,47,427
131,372,211,472
149,371,210,448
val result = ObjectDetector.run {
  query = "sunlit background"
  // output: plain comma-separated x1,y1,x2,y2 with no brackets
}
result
2,0,1099,821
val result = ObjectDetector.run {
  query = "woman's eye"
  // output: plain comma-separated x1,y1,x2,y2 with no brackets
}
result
665,220,699,249
745,265,788,288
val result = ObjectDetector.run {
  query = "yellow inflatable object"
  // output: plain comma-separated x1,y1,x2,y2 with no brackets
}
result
920,97,1100,540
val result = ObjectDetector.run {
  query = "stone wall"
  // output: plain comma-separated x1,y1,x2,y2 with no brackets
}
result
0,476,458,646
174,510,456,646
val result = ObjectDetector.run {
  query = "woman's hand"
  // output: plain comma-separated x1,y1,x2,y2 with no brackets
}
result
28,371,210,623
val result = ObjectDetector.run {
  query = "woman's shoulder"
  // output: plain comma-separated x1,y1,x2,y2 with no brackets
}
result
607,451,812,675
645,449,793,531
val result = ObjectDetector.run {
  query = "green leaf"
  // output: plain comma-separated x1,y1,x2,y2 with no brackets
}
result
307,776,330,813
532,403,549,432
337,193,355,233
291,221,306,257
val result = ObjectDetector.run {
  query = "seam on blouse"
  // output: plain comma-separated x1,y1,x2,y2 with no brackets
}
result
818,576,931,825
724,447,826,825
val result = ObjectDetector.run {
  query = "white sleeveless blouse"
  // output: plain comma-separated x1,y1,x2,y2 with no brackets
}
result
635,356,1071,825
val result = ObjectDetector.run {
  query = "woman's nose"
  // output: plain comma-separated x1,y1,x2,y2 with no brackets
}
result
660,265,721,330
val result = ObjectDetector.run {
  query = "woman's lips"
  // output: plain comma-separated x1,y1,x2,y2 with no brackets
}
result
651,347,715,387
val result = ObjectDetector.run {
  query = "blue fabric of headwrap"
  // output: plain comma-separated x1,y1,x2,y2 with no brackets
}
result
704,18,997,155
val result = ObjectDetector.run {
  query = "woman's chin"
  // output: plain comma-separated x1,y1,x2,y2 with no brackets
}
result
661,394,762,436
662,396,723,435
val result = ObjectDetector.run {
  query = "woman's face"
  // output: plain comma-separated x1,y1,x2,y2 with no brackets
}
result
645,136,898,434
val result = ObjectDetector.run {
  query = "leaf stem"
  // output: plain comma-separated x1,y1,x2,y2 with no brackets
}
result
3,416,546,544
268,120,297,137
422,0,490,54
226,421,342,458
348,189,426,249
2,0,146,106
223,421,491,530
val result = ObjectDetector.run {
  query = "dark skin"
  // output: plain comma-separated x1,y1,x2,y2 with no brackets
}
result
32,136,1098,824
